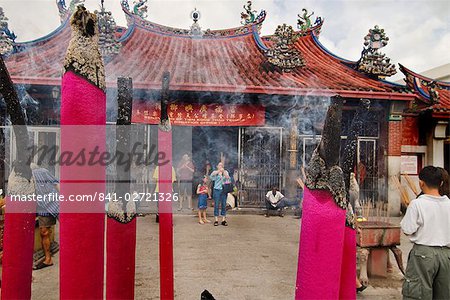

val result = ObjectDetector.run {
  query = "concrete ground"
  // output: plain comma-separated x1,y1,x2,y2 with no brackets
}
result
30,212,412,299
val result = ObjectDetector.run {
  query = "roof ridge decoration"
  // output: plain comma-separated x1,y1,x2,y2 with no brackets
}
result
0,6,16,55
57,0,67,22
57,0,86,23
399,64,450,88
95,0,121,57
263,24,305,73
424,81,440,104
189,8,202,38
240,1,265,25
296,9,323,37
132,0,148,19
399,64,449,110
356,25,397,78
260,12,323,43
121,0,266,38
297,9,313,31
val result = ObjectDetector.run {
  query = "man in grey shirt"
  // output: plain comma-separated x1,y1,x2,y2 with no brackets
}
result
401,166,450,299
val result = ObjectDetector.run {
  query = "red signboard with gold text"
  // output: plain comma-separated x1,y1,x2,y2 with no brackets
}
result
132,102,265,126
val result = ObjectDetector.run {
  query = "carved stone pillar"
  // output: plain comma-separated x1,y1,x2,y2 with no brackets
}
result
285,111,299,198
289,112,299,169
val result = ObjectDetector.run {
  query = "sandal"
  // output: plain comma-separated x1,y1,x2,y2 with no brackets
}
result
221,220,228,226
214,221,219,226
33,261,53,270
356,285,367,293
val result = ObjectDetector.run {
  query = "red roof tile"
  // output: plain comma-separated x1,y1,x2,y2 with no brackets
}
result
5,13,414,100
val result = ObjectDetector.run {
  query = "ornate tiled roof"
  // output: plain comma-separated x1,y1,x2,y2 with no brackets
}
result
4,1,414,100
399,64,450,117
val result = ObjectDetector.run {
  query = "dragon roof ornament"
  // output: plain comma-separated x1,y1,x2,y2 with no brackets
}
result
240,1,266,25
0,7,16,55
132,0,148,19
297,9,323,36
357,25,396,78
264,24,305,72
57,0,67,21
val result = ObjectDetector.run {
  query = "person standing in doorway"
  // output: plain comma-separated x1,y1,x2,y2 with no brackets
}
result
210,162,230,226
176,154,195,211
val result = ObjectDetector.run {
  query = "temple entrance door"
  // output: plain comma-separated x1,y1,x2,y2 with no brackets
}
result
238,127,283,207
191,126,239,182
357,138,378,203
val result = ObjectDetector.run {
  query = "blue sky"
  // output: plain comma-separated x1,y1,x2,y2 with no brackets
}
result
1,0,449,81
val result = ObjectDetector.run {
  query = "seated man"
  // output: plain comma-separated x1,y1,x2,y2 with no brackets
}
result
265,187,286,217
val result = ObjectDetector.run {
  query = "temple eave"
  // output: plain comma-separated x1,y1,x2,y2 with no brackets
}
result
10,75,414,100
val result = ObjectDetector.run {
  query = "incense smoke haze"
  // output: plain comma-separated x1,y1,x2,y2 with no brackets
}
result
0,0,445,208
1,0,449,81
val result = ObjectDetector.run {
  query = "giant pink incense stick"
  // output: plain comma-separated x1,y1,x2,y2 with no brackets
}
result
158,71,174,299
295,97,356,299
1,185,35,300
60,6,105,299
0,52,35,300
106,77,137,300
296,187,347,298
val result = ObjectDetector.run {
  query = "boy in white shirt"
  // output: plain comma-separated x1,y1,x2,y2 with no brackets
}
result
401,166,450,299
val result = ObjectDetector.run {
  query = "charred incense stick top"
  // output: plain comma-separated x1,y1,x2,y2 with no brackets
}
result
64,5,105,90
159,71,171,131
305,95,355,228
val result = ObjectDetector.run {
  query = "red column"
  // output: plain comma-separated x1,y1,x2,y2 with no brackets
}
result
158,128,174,299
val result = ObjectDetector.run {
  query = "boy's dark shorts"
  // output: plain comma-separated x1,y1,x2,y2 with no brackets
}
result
38,215,57,227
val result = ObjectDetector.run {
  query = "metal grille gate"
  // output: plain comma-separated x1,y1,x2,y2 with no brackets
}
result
238,127,282,207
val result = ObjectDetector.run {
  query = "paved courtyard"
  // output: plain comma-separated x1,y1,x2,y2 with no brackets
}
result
30,213,412,299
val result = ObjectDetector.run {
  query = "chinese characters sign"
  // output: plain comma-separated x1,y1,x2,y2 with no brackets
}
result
401,155,418,175
132,102,265,126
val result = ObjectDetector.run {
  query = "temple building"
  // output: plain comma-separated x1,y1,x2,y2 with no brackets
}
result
1,0,449,214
